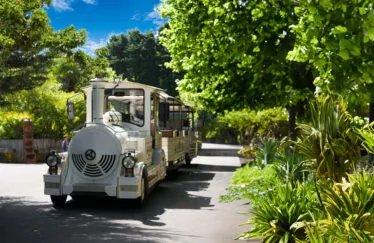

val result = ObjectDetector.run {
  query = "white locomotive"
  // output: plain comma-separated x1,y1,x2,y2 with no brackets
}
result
44,78,198,208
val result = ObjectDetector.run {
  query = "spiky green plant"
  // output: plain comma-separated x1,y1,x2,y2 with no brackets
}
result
356,123,374,155
275,149,312,186
256,136,279,168
295,95,361,182
245,182,319,242
297,222,334,243
316,171,374,242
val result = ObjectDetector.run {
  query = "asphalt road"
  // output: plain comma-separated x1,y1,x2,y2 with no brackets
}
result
0,144,258,243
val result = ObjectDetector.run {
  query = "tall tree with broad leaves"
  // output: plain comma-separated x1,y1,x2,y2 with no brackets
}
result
289,0,374,122
159,0,315,139
0,0,86,94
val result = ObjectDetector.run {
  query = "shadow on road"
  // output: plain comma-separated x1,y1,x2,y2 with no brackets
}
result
0,195,172,243
182,163,239,172
0,163,237,243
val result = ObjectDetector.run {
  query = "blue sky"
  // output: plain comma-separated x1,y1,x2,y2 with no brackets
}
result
46,0,165,55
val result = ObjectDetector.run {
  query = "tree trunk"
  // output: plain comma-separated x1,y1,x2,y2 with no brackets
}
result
288,105,297,141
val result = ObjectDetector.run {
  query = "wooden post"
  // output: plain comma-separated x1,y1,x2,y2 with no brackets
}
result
23,118,35,163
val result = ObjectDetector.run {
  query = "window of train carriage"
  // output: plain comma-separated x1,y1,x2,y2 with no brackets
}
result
107,89,145,127
158,98,169,129
150,93,159,137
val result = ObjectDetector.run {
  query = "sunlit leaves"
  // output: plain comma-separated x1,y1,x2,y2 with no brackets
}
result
0,0,86,93
1,77,85,139
364,11,374,41
290,0,374,100
159,0,314,112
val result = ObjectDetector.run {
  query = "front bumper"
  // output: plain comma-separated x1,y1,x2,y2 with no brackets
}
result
44,174,141,199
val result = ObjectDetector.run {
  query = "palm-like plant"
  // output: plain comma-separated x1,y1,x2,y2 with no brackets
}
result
314,171,374,242
295,95,361,182
256,136,279,168
275,149,312,186
246,182,319,242
356,123,374,156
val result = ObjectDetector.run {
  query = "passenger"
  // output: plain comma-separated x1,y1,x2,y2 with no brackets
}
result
62,135,69,152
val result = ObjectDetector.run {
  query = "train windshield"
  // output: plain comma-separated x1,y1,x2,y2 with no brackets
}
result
107,89,144,127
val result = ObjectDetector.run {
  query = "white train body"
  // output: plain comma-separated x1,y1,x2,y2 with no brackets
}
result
44,79,198,207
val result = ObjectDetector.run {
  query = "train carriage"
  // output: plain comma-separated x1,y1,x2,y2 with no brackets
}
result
43,78,198,208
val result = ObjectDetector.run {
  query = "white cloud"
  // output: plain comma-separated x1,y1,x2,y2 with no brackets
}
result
51,0,96,12
82,0,96,4
145,10,166,27
131,13,141,21
51,0,73,12
80,39,106,57
79,33,117,57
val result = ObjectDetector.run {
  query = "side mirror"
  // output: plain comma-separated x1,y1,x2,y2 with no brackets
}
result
67,102,75,121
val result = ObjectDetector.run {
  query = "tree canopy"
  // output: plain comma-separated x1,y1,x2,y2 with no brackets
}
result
159,0,315,113
289,0,374,120
54,48,115,92
106,29,181,96
0,0,86,94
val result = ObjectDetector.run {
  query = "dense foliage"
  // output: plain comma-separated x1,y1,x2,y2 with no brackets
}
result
290,0,374,121
222,97,374,241
0,77,85,139
0,0,86,94
0,0,115,139
160,0,314,110
106,29,181,96
53,48,115,92
202,107,288,144
0,111,31,139
295,96,361,181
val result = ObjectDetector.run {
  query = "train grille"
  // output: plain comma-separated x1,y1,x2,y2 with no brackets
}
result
72,154,116,177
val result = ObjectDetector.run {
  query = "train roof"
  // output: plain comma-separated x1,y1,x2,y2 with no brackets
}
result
82,78,191,108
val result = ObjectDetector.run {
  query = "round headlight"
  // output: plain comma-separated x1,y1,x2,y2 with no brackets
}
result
46,154,59,167
122,156,136,169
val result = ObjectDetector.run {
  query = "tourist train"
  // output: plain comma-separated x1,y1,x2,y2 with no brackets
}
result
43,78,198,207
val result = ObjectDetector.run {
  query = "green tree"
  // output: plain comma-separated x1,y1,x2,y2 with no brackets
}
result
107,30,158,84
106,28,181,96
159,0,315,138
0,0,86,94
289,0,374,121
54,48,115,92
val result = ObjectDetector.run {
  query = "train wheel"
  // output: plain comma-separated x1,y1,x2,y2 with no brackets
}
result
51,195,67,209
135,171,148,207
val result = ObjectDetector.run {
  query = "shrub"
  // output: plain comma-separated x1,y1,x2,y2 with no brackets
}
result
220,164,280,205
218,107,288,144
201,107,288,145
1,78,85,139
315,171,374,242
255,136,279,168
295,95,361,182
246,182,320,242
0,112,31,139
274,149,312,186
